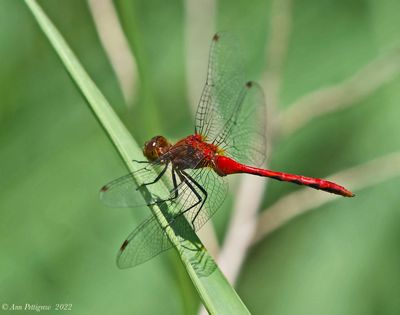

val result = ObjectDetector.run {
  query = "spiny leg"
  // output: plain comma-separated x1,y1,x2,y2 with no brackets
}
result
169,167,179,200
181,170,208,228
132,159,151,164
147,167,180,207
175,170,206,229
137,162,169,190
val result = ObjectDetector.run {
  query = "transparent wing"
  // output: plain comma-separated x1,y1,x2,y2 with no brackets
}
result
216,81,267,167
196,32,245,142
117,213,172,268
148,164,228,231
116,165,228,268
179,167,228,231
196,32,267,167
100,145,192,208
99,162,171,208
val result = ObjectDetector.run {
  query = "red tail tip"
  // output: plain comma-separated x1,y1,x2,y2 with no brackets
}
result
344,190,355,197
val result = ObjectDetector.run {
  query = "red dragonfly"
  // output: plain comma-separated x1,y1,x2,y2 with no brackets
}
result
101,32,354,268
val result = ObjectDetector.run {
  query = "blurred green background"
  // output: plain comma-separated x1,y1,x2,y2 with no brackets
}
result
1,0,400,314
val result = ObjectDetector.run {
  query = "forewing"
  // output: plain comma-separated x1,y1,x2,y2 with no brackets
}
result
196,32,267,167
100,145,194,208
99,163,171,208
195,32,245,142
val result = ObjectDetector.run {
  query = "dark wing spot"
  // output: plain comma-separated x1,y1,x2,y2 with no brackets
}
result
213,33,220,42
120,239,129,251
100,185,108,192
246,81,253,88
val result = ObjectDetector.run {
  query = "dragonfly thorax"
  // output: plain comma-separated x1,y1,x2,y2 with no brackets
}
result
143,135,172,161
167,134,218,171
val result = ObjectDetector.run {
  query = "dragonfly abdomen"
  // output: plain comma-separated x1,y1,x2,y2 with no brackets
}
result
214,155,354,197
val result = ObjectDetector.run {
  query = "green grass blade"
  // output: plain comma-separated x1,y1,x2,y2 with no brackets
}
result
25,0,250,313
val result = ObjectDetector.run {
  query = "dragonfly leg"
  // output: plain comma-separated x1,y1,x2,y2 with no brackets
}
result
147,168,180,206
132,159,150,164
181,170,208,228
137,163,169,190
173,171,207,229
169,168,179,200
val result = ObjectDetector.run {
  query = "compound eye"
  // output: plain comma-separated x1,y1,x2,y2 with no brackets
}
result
143,140,157,161
156,136,167,146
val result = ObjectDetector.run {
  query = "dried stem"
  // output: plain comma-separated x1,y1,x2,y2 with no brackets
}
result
215,0,293,285
279,47,400,136
216,176,266,282
262,0,293,118
183,0,221,262
252,151,400,244
184,0,216,115
88,0,137,104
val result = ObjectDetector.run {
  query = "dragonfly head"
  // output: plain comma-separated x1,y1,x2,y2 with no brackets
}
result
143,136,171,161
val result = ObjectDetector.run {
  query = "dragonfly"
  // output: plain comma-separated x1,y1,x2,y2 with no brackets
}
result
100,32,354,269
